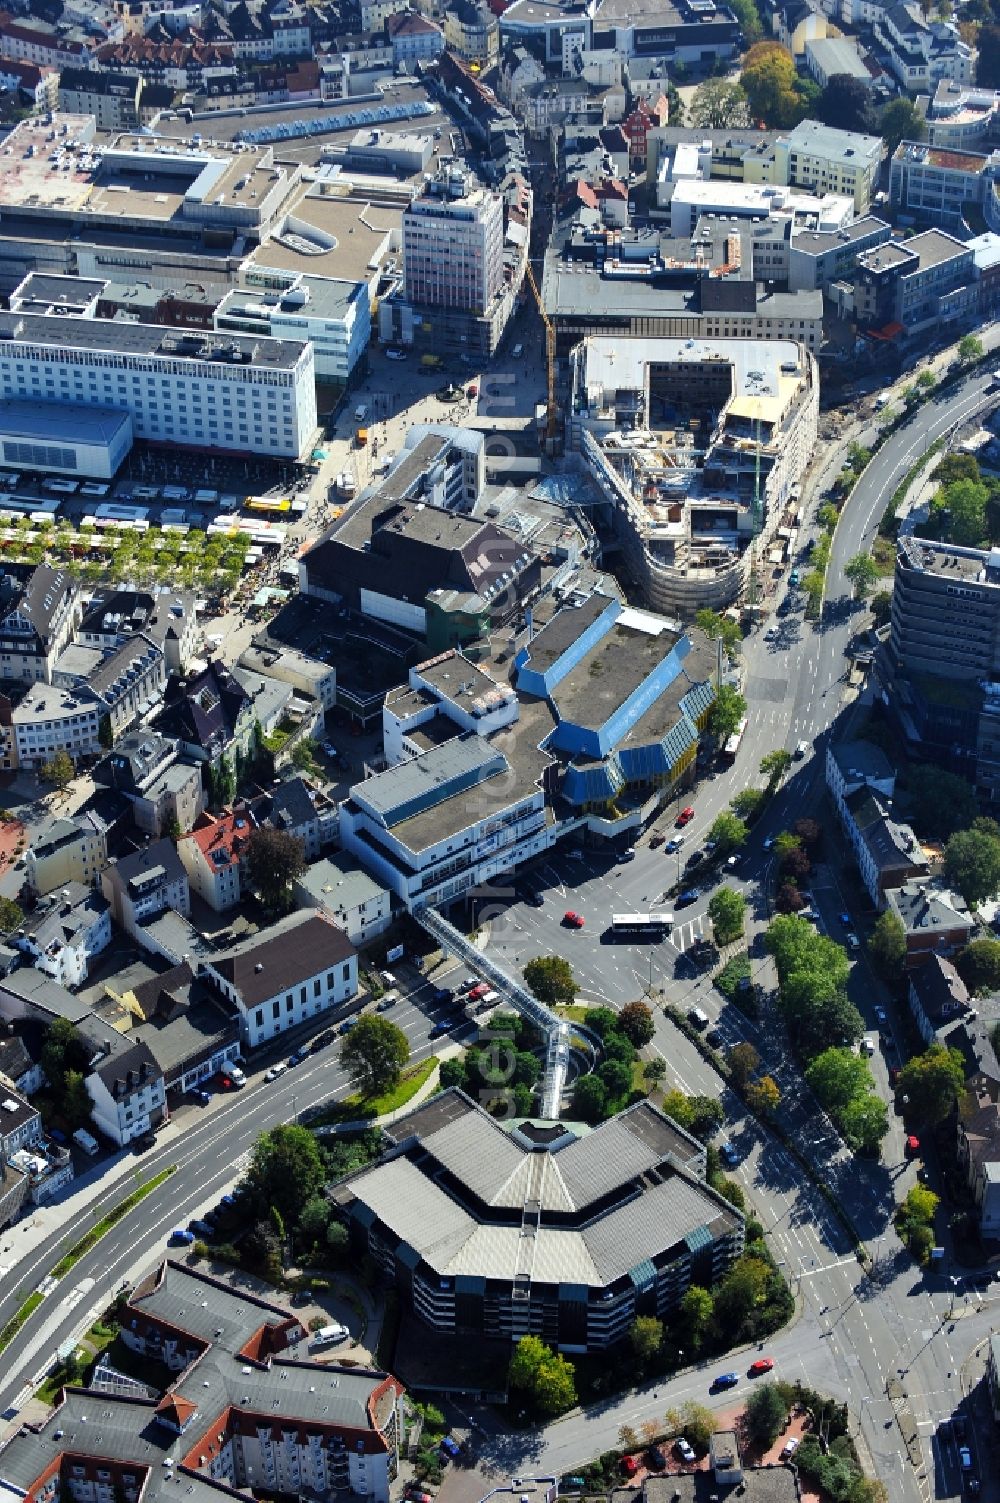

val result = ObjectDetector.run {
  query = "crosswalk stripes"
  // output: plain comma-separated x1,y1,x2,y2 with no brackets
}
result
671,916,706,952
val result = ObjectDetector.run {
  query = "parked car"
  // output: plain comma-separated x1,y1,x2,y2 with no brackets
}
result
621,1457,639,1477
376,992,398,1010
563,910,585,928
188,1087,212,1105
781,1438,800,1459
676,805,695,827
386,348,407,362
676,889,699,908
291,1289,312,1307
440,1437,461,1459
432,986,454,1004
133,1131,157,1153
665,837,684,854
646,1447,666,1471
189,1219,214,1239
169,1228,195,1246
719,1141,740,1167
959,1448,973,1472
749,1357,774,1376
675,1439,696,1463
288,1046,310,1066
264,1063,287,1082
905,1134,921,1156
763,835,775,850
649,834,666,849
312,1030,336,1052
839,912,851,926
339,1017,358,1034
429,1021,452,1039
706,1026,724,1048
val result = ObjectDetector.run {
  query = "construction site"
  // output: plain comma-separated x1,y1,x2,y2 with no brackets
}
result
569,335,820,617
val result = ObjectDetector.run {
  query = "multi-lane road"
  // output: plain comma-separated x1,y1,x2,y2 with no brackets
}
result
3,353,1000,1496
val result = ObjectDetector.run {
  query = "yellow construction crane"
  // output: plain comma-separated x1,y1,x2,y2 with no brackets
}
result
524,259,561,454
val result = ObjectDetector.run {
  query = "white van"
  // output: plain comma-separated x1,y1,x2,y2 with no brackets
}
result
512,343,523,358
73,1128,100,1156
309,1323,348,1351
687,1006,710,1031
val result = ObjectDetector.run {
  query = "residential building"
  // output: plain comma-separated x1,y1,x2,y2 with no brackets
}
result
153,660,254,769
24,813,108,895
11,682,102,771
57,66,141,129
177,807,252,912
0,1028,44,1096
572,337,819,614
333,1090,744,1354
842,228,977,338
519,77,592,136
12,881,112,988
79,1027,166,1146
214,275,370,390
623,95,670,167
237,643,337,711
884,537,1000,797
826,738,896,804
0,1260,403,1503
0,12,93,68
443,0,499,65
386,10,445,64
889,139,1000,229
89,635,167,742
743,119,884,213
94,728,205,838
102,838,192,941
773,0,829,56
841,787,929,907
249,777,335,862
0,565,78,686
873,3,975,93
125,959,242,1096
201,911,357,1049
886,880,975,967
0,316,317,463
957,1094,1000,1238
294,855,392,946
907,953,972,1045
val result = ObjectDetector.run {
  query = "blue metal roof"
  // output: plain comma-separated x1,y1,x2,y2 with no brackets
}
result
0,399,131,444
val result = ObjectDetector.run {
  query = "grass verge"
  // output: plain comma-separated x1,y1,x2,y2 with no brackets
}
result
309,1058,437,1127
51,1167,176,1280
0,1291,44,1356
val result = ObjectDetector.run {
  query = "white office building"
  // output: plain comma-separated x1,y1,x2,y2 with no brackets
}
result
403,173,505,314
0,316,317,460
214,274,370,388
12,683,102,769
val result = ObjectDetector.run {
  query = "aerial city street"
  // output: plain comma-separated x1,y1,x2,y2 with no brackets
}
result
3,11,1000,1503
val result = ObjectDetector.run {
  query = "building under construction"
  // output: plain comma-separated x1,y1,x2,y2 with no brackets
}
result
570,334,819,616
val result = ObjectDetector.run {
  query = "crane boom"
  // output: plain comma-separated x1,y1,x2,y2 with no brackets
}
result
524,259,559,447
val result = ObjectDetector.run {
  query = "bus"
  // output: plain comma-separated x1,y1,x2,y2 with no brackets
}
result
722,715,748,763
245,496,291,514
611,913,672,939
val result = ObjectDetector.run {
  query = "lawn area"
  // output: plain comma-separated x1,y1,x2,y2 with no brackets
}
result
0,1291,43,1357
35,1322,117,1407
556,1004,590,1022
310,1058,438,1126
52,1167,175,1279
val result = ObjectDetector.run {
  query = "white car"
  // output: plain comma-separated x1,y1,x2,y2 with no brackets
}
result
385,348,407,361
676,1439,696,1463
781,1438,799,1460
264,1062,288,1082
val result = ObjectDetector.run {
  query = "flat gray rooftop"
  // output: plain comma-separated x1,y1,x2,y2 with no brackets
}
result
0,313,307,370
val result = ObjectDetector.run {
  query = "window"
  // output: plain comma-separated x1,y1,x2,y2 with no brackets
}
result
272,1000,280,1019
313,977,322,997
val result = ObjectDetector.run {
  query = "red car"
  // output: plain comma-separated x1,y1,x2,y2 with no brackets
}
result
748,1357,774,1376
621,1457,639,1477
563,910,585,928
467,982,489,1002
676,805,695,827
906,1134,921,1156
467,383,479,397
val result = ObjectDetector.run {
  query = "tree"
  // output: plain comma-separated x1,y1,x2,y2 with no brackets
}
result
945,817,1000,905
745,1383,789,1446
62,1069,92,1130
776,881,806,913
629,1315,664,1368
708,684,747,743
676,1401,715,1450
806,1047,873,1112
508,1335,577,1416
760,748,792,786
741,42,805,127
731,787,766,819
708,811,748,853
868,911,906,980
816,73,877,133
871,589,893,628
618,1000,655,1047
291,737,319,771
781,846,812,883
840,1091,889,1155
897,1045,967,1125
677,1284,714,1354
793,817,821,848
957,937,1000,993
41,1017,90,1097
845,552,880,599
958,333,984,364
746,1075,781,1116
938,476,989,547
245,826,306,913
906,763,977,840
340,1014,410,1097
728,1041,760,1088
41,749,74,791
523,955,576,1007
689,78,749,128
298,1195,333,1252
598,1057,633,1099
695,608,743,661
728,0,763,40
0,895,23,934
979,23,1000,86
879,95,927,152
708,886,746,945
712,1255,772,1340
247,1124,325,1229
572,1073,607,1123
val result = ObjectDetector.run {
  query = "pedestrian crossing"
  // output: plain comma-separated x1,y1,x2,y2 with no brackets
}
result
671,916,708,953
